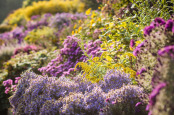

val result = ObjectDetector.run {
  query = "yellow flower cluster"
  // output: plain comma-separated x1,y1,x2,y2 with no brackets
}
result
4,0,85,25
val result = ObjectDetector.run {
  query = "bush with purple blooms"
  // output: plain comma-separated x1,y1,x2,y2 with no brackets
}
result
134,17,174,92
39,36,85,77
146,45,174,115
13,45,39,56
9,69,147,115
39,36,102,77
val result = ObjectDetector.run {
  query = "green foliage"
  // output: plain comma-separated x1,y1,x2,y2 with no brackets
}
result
2,49,58,80
0,44,27,69
24,27,58,48
129,0,173,26
81,0,101,10
0,25,12,33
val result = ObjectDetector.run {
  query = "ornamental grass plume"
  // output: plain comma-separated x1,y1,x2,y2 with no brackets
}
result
134,18,174,92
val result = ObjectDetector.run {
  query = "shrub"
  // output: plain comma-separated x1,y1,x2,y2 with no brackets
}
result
134,18,174,92
24,27,58,47
24,0,85,20
146,45,174,115
0,25,12,33
2,49,58,80
10,70,146,115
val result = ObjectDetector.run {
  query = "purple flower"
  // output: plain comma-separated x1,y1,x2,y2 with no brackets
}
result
154,18,166,26
5,87,11,94
135,102,142,107
139,68,147,74
165,19,174,33
133,41,146,56
158,45,174,58
144,26,154,36
3,79,13,87
130,39,135,49
149,82,166,106
105,98,110,102
15,77,21,84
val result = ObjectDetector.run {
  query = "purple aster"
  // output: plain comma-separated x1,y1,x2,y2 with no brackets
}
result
133,41,145,56
3,79,13,87
165,19,173,31
105,98,110,103
135,102,142,107
139,68,147,74
15,77,21,84
133,47,141,56
130,39,135,49
144,26,154,36
149,82,166,106
154,17,166,26
158,45,174,58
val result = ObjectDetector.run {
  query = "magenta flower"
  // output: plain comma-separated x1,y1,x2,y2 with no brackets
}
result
130,39,135,49
144,26,154,36
154,18,166,26
15,77,21,84
133,41,145,56
149,82,166,106
165,19,174,33
105,98,110,103
158,45,174,58
3,79,13,87
5,87,11,94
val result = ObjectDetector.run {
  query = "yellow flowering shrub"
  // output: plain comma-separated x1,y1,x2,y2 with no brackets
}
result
75,51,137,83
4,0,85,25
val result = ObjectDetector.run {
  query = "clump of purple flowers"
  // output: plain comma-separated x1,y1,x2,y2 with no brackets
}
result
3,77,21,94
9,70,146,115
49,13,86,29
39,36,85,77
39,36,102,77
144,18,174,36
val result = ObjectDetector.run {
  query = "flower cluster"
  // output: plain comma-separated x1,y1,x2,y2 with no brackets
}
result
49,13,86,29
10,70,146,115
39,36,85,77
3,77,21,94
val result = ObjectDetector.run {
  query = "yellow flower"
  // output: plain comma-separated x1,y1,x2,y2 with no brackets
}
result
109,22,114,28
72,31,75,35
78,26,82,32
73,24,77,29
91,12,96,18
98,7,101,9
85,8,91,15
